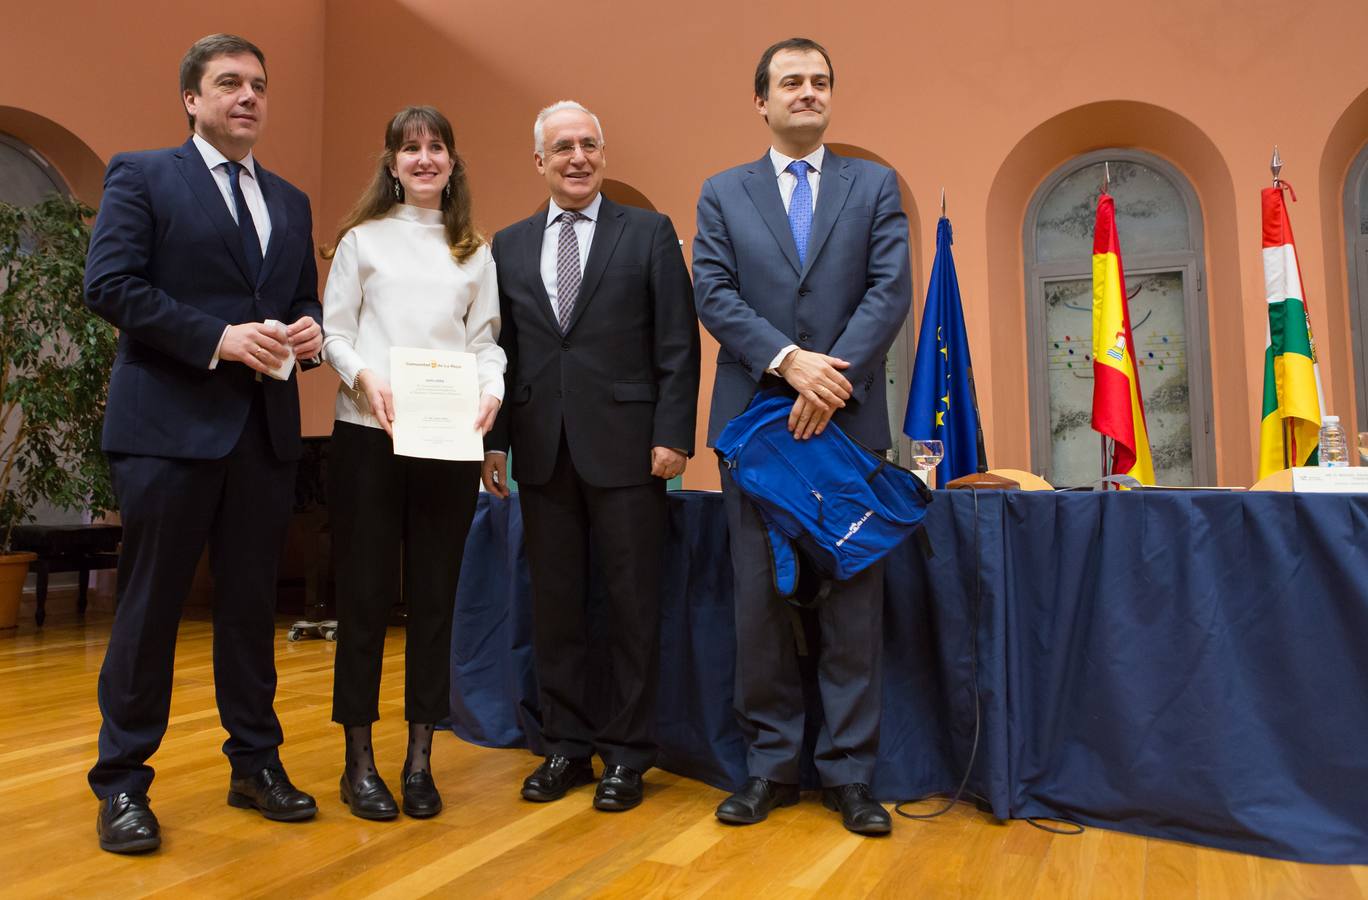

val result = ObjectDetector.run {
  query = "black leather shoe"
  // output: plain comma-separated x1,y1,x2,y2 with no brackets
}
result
521,755,594,802
715,777,799,825
821,783,892,835
594,765,643,812
97,792,160,853
339,772,399,820
226,765,318,822
400,768,443,819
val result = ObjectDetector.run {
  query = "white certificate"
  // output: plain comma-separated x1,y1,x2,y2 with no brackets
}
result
389,347,483,461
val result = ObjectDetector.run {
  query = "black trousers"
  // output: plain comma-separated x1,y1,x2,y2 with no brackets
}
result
328,421,480,725
719,462,884,787
89,392,295,799
518,433,666,772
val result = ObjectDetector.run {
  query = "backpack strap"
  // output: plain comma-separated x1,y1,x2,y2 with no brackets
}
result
765,520,798,599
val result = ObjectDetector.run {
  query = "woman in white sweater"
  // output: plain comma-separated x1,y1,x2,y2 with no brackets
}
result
321,106,505,821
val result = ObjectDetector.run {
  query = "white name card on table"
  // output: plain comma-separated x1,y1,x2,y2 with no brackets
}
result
1291,467,1368,493
389,347,483,461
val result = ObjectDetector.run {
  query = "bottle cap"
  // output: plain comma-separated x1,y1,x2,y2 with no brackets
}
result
1325,415,1340,424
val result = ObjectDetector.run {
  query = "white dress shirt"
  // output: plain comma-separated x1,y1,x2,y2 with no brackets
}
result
766,145,825,373
192,133,272,253
541,192,602,316
192,133,273,369
322,204,507,430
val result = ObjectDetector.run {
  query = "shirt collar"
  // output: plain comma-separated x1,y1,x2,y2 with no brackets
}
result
192,133,257,179
769,145,825,178
546,192,603,229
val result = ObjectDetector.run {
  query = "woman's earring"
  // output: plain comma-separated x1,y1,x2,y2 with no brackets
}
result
443,181,452,200
393,179,402,201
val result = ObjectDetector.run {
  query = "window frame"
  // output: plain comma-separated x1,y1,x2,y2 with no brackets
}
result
1343,141,1368,433
0,132,70,204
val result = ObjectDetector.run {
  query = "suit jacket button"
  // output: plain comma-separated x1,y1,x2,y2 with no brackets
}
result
799,287,811,296
561,341,570,350
799,332,811,342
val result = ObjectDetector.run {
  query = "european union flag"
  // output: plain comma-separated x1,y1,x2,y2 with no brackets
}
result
902,216,986,481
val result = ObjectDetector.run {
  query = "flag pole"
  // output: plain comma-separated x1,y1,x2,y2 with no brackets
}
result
1099,163,1112,479
1272,146,1291,470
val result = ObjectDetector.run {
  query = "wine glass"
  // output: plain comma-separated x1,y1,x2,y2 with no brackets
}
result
909,439,944,478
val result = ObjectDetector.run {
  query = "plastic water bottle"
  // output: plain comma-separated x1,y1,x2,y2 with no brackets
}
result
1319,415,1349,467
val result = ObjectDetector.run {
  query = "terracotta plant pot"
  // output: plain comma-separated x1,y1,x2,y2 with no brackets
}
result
0,552,37,629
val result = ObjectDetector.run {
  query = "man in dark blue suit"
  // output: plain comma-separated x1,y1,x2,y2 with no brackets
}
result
84,34,323,853
693,37,912,835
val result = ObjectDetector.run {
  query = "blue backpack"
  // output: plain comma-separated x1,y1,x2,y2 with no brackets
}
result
716,391,933,600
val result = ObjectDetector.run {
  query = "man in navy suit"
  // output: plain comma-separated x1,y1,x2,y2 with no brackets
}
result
693,37,912,835
84,34,323,853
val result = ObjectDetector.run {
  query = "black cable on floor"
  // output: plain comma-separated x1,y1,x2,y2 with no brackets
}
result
894,488,1084,838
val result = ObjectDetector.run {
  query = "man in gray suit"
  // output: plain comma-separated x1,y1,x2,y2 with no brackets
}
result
692,37,911,835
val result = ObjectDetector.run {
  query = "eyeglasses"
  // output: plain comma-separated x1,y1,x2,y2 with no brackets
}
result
546,139,603,159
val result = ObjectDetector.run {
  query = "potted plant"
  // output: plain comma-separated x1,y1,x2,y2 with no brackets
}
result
0,194,117,628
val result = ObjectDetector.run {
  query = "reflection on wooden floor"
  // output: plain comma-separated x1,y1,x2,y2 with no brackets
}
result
2,597,1366,898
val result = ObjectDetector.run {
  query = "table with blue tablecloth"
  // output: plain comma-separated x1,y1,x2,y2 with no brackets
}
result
447,489,1368,864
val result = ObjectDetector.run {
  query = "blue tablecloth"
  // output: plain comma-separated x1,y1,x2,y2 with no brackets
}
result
448,489,1368,864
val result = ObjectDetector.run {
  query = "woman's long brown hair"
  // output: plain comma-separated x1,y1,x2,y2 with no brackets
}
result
322,105,482,262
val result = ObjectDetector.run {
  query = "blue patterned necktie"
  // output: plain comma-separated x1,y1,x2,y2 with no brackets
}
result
786,159,813,265
555,210,585,332
226,161,263,285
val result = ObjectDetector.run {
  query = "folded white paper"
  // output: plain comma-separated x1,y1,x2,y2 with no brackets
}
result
262,319,295,380
389,347,483,461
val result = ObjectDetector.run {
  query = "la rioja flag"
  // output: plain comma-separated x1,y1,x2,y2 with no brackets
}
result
1258,186,1324,476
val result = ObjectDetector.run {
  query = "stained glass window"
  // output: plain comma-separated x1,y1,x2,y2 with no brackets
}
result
1028,153,1208,486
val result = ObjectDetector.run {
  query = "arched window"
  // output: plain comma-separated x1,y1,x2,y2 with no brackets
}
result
0,132,69,206
1024,149,1214,486
1344,142,1368,432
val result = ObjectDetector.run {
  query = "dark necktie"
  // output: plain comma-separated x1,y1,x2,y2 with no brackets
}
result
787,159,813,265
226,161,263,285
555,210,585,332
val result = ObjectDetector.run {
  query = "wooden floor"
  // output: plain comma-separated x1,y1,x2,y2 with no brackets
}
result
2,599,1365,899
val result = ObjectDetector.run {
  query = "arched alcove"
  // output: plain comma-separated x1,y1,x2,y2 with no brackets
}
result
0,107,105,205
984,101,1246,483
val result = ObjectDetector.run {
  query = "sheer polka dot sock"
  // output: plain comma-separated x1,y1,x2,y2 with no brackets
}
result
404,722,435,776
343,724,377,783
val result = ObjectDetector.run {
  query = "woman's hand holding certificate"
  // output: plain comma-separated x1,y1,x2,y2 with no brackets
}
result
355,368,395,436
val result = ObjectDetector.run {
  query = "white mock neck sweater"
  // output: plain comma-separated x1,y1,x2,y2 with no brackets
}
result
322,204,506,430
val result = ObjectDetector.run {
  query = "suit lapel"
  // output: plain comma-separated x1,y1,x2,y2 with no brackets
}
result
565,196,624,334
523,210,561,333
801,149,853,279
174,138,254,287
742,153,802,276
255,165,289,289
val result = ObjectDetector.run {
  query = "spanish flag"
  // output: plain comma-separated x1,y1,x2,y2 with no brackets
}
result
1091,194,1155,484
1258,186,1324,477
